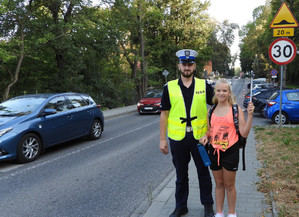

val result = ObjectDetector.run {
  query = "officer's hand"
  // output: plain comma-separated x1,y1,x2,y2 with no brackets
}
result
159,139,169,154
199,135,208,145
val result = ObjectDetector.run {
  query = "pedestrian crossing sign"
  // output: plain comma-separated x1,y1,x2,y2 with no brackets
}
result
270,3,298,28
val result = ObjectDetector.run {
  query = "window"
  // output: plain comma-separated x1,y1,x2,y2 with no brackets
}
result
68,95,88,108
287,92,299,101
45,97,69,112
269,92,279,100
81,94,95,105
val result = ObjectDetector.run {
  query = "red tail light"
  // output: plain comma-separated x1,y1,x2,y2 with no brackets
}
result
97,105,101,109
267,101,276,107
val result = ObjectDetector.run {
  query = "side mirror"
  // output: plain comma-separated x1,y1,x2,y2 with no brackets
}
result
43,108,57,116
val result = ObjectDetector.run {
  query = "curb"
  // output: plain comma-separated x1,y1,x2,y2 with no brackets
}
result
131,169,176,217
103,105,137,119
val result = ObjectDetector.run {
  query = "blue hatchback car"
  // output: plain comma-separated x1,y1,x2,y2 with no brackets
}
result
264,89,299,124
0,93,104,163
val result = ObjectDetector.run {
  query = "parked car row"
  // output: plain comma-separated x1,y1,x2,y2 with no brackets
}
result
0,93,104,163
243,88,280,117
243,87,299,124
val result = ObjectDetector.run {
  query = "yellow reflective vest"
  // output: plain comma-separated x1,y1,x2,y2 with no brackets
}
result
167,78,208,141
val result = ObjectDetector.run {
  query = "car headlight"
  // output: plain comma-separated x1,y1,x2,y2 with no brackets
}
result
0,127,13,137
137,102,144,106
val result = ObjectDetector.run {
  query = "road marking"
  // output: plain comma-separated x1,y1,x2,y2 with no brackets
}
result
0,164,23,172
0,120,159,180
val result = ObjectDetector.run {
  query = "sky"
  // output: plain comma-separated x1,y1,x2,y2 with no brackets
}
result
208,0,266,67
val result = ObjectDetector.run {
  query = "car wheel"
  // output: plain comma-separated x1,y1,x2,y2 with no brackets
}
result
272,112,288,125
259,105,266,118
89,119,103,140
17,133,42,163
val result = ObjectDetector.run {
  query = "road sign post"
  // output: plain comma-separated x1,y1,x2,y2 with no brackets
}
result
250,71,253,102
162,69,169,83
269,2,298,127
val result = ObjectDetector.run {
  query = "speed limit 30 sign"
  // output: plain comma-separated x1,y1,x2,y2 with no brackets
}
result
269,38,297,65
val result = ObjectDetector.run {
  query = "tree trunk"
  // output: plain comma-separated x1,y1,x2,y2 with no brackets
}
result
3,26,25,100
138,14,147,99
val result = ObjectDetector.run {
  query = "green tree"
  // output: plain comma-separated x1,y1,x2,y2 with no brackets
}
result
208,20,238,76
0,0,43,100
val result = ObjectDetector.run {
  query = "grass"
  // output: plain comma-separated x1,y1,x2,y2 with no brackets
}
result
254,126,299,217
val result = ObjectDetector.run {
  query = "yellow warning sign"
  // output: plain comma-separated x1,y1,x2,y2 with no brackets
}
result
270,3,298,28
273,28,294,37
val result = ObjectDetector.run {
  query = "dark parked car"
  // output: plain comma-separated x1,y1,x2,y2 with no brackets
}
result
260,83,278,89
0,93,104,163
247,80,266,89
137,90,162,114
252,89,280,117
243,89,264,108
264,89,299,124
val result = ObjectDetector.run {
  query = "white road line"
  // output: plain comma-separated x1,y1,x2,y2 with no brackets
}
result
0,120,159,179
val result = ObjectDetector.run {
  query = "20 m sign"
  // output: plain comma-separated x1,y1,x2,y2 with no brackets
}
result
269,38,297,65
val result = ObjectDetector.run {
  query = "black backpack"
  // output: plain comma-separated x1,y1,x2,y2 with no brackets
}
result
208,104,247,170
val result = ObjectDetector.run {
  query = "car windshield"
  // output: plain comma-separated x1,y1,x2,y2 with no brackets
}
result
253,80,265,84
269,92,279,100
0,96,48,116
144,91,162,98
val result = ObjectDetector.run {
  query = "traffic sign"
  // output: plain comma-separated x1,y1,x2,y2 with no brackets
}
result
271,69,278,76
270,3,298,29
162,69,169,77
273,28,294,37
270,2,298,29
268,38,297,65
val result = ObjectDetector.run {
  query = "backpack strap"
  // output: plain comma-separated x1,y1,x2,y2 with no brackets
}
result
208,104,217,127
232,104,246,171
232,104,240,134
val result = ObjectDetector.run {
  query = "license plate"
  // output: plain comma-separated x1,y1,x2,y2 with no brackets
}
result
144,107,153,110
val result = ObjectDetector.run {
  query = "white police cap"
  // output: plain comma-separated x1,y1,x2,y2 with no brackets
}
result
176,49,198,63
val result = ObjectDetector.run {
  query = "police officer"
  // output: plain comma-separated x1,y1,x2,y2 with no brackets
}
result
159,49,214,217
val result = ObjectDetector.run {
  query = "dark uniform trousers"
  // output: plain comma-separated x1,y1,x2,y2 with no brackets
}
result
169,131,214,209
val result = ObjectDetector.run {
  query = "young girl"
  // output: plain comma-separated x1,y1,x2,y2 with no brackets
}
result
199,79,254,217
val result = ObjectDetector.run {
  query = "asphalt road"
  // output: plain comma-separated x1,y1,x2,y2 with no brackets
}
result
0,78,272,217
0,112,172,217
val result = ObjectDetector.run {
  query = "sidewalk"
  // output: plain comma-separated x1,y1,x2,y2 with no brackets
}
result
103,105,272,217
102,105,137,119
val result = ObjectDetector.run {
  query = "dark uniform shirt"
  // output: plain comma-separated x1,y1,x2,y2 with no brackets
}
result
160,77,214,126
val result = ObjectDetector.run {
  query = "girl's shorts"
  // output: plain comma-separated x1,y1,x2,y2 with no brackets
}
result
208,142,239,171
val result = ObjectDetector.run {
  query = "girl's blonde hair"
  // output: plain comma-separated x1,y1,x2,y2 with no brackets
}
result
212,78,236,105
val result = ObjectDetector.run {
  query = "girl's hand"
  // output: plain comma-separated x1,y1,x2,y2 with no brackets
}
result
199,135,208,145
247,101,255,115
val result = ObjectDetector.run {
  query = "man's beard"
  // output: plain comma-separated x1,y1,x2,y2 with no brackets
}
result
181,70,194,78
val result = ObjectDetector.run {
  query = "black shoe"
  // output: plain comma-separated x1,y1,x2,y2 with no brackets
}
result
169,207,188,217
204,204,214,217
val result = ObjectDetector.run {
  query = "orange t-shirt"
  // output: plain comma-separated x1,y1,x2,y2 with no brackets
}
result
210,107,238,152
